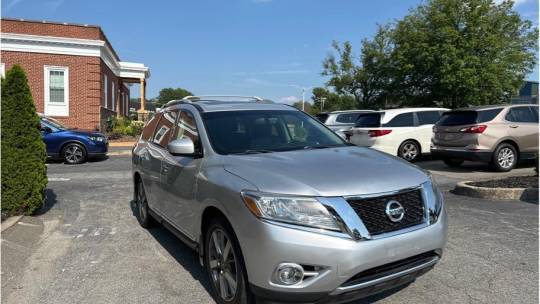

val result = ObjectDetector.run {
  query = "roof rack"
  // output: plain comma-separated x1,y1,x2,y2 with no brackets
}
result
182,95,265,102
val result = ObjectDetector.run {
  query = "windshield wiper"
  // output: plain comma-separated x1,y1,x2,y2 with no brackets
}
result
303,145,342,150
230,149,274,155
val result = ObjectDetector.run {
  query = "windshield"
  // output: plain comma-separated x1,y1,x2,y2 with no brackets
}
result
202,110,347,155
437,109,503,126
355,113,381,128
42,116,68,130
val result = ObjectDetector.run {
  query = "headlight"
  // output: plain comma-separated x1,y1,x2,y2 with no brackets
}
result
423,175,443,224
89,136,105,142
241,192,341,231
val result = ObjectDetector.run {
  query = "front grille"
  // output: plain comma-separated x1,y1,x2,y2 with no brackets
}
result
347,189,425,236
341,251,439,287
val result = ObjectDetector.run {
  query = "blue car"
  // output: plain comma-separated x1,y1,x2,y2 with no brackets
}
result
40,115,108,164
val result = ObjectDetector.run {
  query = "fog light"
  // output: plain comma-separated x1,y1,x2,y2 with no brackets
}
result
276,263,304,285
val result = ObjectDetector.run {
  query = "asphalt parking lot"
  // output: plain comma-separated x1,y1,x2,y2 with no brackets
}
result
1,155,538,304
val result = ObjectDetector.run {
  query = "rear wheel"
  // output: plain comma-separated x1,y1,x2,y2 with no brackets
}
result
398,140,420,162
443,158,464,167
491,143,517,172
204,218,253,304
135,179,155,228
62,143,87,164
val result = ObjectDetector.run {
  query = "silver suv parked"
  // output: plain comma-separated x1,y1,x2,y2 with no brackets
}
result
132,96,447,304
316,110,374,138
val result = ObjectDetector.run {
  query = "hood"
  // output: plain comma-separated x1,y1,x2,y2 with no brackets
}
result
223,146,429,197
63,129,104,137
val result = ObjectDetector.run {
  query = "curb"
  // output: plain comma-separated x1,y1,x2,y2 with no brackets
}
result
453,181,539,202
108,142,136,148
107,150,132,156
1,215,24,232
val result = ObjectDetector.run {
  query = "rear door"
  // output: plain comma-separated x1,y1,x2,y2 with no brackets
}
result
505,106,539,154
415,110,444,153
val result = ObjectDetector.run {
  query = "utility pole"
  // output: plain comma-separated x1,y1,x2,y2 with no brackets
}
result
301,87,305,111
320,97,327,112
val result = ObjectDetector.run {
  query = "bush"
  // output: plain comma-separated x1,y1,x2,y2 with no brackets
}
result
1,65,48,216
106,116,144,138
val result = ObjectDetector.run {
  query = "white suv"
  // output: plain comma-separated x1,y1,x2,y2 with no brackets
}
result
346,108,449,161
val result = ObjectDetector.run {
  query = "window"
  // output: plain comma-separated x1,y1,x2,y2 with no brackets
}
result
0,63,5,78
111,82,116,112
103,74,108,108
141,114,160,141
355,113,382,128
152,111,177,147
437,108,502,126
506,107,536,123
336,113,361,123
384,113,414,127
171,110,200,152
44,66,69,116
315,113,329,123
530,106,539,122
417,111,442,125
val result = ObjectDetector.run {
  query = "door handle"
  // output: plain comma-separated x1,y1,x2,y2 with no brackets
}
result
161,164,169,174
509,125,519,128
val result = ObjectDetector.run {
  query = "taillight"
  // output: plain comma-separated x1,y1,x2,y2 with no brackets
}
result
368,130,392,137
459,125,487,133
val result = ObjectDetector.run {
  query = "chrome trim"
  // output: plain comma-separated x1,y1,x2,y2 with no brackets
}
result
318,197,372,240
330,256,440,295
182,95,265,102
343,185,423,201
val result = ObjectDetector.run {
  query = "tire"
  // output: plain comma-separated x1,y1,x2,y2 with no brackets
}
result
62,143,87,164
135,179,155,228
398,140,421,162
204,217,253,304
443,158,464,167
491,143,517,172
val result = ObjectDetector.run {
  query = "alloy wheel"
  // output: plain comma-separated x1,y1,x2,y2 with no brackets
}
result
65,145,84,163
497,147,515,169
401,143,418,161
208,228,238,301
137,182,148,222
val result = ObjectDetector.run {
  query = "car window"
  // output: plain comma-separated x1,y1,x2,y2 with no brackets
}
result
152,111,177,147
477,109,503,123
171,110,200,151
141,114,160,141
336,113,360,123
315,113,329,123
384,113,414,127
202,110,346,154
355,113,381,128
417,111,442,125
438,108,502,126
530,106,539,122
506,107,536,123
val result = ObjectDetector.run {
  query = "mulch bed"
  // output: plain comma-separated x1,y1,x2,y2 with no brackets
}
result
469,176,538,189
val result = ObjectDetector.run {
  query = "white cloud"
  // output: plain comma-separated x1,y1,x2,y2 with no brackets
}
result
494,0,530,6
279,96,300,104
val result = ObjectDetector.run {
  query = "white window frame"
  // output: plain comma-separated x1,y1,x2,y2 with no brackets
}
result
44,66,69,117
111,81,116,112
0,63,5,78
103,74,109,109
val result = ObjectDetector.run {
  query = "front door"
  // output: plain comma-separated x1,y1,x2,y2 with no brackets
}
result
505,106,539,155
159,109,203,239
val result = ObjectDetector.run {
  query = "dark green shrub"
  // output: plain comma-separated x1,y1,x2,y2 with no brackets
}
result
1,65,48,216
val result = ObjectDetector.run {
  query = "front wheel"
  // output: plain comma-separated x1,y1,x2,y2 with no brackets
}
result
205,218,253,304
398,140,421,162
62,143,87,164
491,143,517,172
135,179,155,228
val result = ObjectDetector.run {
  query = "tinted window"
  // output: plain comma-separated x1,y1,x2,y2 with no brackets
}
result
355,113,381,128
336,113,360,123
202,110,346,154
152,111,177,147
438,108,502,126
171,110,201,151
417,111,442,125
530,106,539,121
384,113,414,127
316,113,329,123
141,114,160,141
506,107,536,123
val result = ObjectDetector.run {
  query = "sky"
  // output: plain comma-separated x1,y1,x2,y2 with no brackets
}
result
2,0,539,104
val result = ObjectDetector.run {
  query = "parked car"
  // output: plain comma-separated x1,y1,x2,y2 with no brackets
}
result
39,114,108,164
316,110,374,138
132,96,447,304
345,108,449,161
431,105,539,172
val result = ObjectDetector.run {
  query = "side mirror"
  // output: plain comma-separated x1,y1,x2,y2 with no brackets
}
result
168,138,195,156
41,126,53,133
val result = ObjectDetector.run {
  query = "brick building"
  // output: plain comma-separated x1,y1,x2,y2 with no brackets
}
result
0,18,150,130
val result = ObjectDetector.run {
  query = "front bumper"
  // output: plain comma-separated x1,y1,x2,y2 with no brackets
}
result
240,208,447,303
87,141,109,157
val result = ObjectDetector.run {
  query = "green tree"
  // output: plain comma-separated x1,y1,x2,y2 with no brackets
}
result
310,87,358,114
291,100,313,113
1,65,48,217
155,87,193,107
323,0,538,108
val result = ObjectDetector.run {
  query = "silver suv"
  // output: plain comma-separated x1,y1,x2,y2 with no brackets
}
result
132,96,447,304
